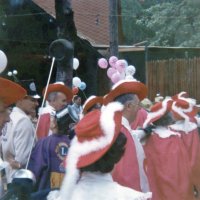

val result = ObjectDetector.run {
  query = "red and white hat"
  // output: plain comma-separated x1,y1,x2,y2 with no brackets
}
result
143,98,173,128
171,91,197,120
0,78,27,106
42,82,73,103
171,98,197,121
172,91,189,100
59,102,123,199
104,79,148,105
82,95,103,115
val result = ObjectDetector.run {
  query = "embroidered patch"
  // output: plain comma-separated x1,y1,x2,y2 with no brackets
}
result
55,142,68,161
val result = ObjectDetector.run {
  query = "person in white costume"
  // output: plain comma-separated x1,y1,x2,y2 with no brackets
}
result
47,102,152,200
1,83,39,183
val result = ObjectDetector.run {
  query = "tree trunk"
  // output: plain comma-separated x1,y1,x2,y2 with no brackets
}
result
54,0,77,88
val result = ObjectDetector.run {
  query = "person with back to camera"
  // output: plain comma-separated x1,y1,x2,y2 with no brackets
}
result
47,102,152,200
28,106,71,200
104,79,150,193
143,96,196,200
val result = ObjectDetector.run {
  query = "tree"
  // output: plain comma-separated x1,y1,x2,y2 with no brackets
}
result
136,1,200,47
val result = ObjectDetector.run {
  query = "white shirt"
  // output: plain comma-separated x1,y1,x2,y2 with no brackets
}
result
122,117,150,193
1,107,35,183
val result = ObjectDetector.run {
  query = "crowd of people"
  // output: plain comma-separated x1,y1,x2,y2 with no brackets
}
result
0,70,200,200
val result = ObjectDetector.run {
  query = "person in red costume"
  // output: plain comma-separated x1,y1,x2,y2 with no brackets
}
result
143,97,196,200
131,98,152,130
104,79,150,193
37,82,73,140
170,92,200,198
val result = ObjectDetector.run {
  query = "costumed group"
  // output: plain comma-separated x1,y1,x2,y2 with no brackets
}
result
0,61,200,200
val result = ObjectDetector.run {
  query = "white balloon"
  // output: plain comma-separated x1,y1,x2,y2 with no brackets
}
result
13,70,18,75
0,50,8,73
72,77,81,87
7,71,12,76
73,58,79,70
125,65,136,76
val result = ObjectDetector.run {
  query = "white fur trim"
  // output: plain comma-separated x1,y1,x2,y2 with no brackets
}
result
112,79,139,90
178,97,196,113
82,95,96,110
169,120,197,133
177,91,187,98
38,105,56,116
171,101,192,133
59,102,123,200
153,126,181,138
143,98,171,128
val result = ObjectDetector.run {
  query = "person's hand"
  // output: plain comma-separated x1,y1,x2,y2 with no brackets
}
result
6,152,21,169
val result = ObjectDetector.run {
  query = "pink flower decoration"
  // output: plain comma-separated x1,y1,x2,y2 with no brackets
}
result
98,58,108,69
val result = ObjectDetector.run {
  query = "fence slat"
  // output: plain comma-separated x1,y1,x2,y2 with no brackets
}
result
146,57,200,102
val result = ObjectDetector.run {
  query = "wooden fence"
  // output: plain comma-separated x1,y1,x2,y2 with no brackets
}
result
146,57,200,102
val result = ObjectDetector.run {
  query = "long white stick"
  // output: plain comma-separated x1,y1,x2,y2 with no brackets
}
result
25,57,55,169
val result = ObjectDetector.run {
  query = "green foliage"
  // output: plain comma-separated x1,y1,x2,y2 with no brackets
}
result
121,0,148,44
135,1,200,47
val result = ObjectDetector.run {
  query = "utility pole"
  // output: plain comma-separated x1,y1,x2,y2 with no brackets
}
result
109,0,119,57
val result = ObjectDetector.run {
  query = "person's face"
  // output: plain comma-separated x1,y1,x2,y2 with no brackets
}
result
75,97,82,106
19,96,39,115
124,96,141,123
53,92,68,111
0,101,10,131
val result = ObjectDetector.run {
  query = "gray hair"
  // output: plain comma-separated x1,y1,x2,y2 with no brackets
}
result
47,92,58,102
114,93,137,105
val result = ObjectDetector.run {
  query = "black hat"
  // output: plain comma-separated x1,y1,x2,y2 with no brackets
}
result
20,80,40,99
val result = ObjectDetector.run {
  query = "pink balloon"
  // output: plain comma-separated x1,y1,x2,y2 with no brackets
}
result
109,56,118,67
98,58,108,69
116,59,126,73
107,67,117,78
111,72,121,84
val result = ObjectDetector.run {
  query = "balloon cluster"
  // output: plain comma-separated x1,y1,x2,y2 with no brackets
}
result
72,57,86,95
98,56,136,84
0,50,8,73
72,77,87,95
